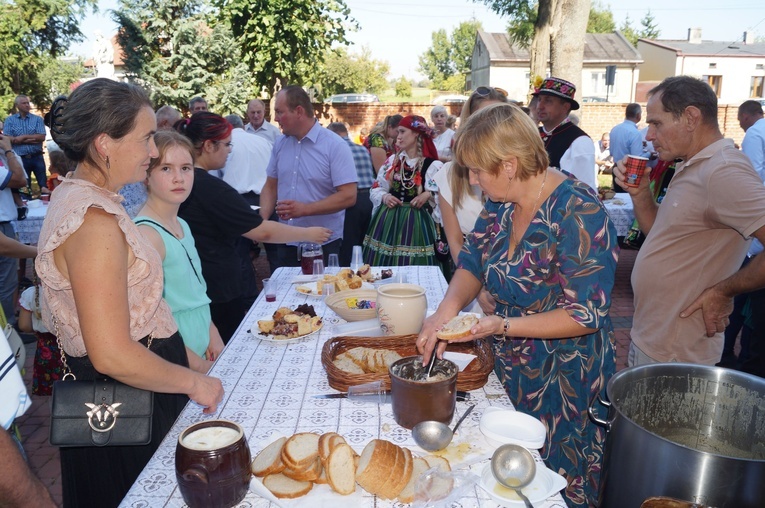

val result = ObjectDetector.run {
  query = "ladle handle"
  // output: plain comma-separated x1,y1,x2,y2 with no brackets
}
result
515,488,533,508
451,404,476,434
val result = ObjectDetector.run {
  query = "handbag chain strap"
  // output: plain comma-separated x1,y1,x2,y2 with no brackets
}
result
53,316,154,381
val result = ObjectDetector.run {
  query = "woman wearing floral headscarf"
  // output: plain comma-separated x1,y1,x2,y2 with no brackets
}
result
363,115,443,266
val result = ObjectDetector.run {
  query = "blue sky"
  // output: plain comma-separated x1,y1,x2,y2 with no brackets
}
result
71,0,765,79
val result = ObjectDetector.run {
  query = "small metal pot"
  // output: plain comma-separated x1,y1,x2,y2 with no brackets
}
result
389,356,458,429
589,363,765,507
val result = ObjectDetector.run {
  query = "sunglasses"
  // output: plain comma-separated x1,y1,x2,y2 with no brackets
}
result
474,86,509,98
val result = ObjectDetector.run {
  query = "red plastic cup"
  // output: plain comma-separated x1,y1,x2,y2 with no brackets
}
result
624,155,648,188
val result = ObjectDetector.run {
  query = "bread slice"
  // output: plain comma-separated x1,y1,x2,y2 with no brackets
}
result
251,436,286,477
315,465,329,484
436,314,479,341
376,444,408,500
333,357,365,374
318,432,340,466
281,432,320,470
355,439,397,495
326,443,357,495
257,320,275,334
262,473,313,499
398,456,429,503
329,434,347,452
423,455,451,472
422,455,453,502
383,445,412,499
282,457,321,482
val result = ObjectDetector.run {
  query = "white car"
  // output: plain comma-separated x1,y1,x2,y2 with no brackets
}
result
432,94,470,105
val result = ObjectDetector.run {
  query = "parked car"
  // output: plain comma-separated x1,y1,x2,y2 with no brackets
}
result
323,93,380,104
432,94,470,105
582,96,608,103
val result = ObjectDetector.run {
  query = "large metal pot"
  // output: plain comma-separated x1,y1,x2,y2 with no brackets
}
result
589,363,765,508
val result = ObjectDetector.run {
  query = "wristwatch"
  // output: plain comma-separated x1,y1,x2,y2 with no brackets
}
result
4,150,13,156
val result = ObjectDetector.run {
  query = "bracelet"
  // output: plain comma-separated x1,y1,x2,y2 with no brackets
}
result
4,150,12,155
502,317,511,337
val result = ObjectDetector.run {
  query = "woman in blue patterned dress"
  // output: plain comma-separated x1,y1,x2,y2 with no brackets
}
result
417,103,618,507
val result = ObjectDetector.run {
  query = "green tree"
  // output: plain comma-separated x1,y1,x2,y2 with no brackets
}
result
620,11,660,46
114,0,252,114
639,10,660,40
419,19,482,90
213,0,357,97
587,2,616,33
395,76,412,98
317,47,390,98
0,0,97,110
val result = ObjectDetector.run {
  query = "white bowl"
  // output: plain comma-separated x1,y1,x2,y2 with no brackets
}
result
480,462,567,507
479,407,546,449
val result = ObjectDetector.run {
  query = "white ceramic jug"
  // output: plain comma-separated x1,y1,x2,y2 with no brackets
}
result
376,283,427,336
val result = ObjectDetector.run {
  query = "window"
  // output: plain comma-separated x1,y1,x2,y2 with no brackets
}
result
590,71,615,97
757,64,764,70
752,76,765,98
702,75,722,97
709,63,717,69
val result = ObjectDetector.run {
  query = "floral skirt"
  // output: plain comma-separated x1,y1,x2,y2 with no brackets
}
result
362,203,438,266
32,332,62,396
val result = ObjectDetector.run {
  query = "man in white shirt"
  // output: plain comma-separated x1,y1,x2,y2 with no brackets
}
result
594,132,613,174
244,99,280,144
222,115,272,207
533,77,596,190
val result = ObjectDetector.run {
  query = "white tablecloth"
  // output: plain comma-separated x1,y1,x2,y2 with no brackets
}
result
12,203,47,244
603,193,635,237
121,266,566,508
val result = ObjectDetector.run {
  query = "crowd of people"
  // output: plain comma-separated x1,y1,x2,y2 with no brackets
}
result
1,73,764,508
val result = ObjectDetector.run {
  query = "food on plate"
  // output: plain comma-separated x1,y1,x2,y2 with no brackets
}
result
257,305,321,339
436,314,480,341
332,347,402,374
254,432,450,500
299,272,364,295
356,264,374,281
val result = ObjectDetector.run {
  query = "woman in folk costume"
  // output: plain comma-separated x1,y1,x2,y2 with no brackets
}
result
363,115,444,266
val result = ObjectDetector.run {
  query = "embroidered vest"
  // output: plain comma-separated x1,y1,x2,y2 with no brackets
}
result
540,123,589,169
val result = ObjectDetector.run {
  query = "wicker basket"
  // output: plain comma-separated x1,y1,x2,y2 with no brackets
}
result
321,334,494,392
325,289,377,322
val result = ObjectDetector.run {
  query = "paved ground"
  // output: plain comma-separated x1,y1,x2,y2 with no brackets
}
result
14,249,638,506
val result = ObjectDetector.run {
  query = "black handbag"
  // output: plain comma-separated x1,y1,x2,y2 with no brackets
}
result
49,318,154,447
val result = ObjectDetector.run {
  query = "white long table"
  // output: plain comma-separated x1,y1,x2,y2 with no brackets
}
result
121,266,566,507
12,202,47,244
603,193,635,237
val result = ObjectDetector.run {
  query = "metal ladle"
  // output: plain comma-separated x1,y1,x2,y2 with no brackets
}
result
412,404,476,452
490,443,536,508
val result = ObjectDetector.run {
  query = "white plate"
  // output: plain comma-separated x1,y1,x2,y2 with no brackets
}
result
296,281,375,297
480,463,567,507
252,320,324,343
